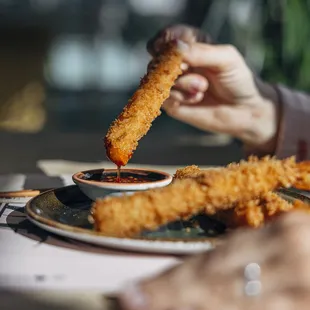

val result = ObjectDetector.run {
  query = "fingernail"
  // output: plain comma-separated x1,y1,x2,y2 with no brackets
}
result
180,62,189,71
164,30,175,41
189,79,204,93
120,282,148,310
176,40,189,52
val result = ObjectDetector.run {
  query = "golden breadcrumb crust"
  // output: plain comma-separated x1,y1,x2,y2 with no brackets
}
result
104,44,183,166
92,157,298,237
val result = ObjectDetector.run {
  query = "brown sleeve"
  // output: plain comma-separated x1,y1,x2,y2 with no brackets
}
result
273,84,310,161
251,78,310,161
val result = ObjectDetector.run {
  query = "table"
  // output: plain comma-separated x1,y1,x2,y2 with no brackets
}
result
2,167,309,309
0,173,182,309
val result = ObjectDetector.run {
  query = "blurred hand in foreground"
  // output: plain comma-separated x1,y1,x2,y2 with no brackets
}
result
119,212,310,310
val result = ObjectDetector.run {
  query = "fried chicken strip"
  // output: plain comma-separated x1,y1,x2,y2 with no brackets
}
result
92,157,297,237
174,160,310,228
104,44,183,167
174,165,293,228
175,160,310,189
213,192,293,228
173,165,202,180
294,161,310,190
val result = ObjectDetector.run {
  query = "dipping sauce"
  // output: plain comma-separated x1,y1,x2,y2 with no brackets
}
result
81,171,165,183
101,175,152,183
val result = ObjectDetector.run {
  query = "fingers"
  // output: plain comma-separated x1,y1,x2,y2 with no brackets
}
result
120,259,310,310
248,291,310,310
120,255,230,310
148,29,243,73
162,98,250,135
162,91,204,109
148,28,232,109
119,254,310,310
202,227,282,274
174,73,209,94
120,231,271,309
119,213,310,310
270,211,310,231
161,100,219,132
160,73,208,108
179,42,246,72
147,24,212,57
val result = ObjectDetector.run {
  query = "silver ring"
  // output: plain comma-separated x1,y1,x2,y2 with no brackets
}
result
244,263,262,297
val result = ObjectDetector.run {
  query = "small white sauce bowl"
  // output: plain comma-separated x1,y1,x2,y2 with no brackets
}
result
72,168,173,201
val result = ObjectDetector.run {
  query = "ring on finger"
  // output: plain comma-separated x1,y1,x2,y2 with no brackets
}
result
244,263,262,297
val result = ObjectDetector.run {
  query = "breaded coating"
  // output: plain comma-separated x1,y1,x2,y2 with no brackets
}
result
173,165,201,180
294,161,310,190
104,44,183,167
176,159,310,190
172,156,263,181
174,164,291,227
92,157,298,237
175,161,310,229
212,192,294,228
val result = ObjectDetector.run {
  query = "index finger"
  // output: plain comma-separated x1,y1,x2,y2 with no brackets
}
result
147,24,212,57
180,42,246,72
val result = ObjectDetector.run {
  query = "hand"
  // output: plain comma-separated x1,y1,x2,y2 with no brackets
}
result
147,25,279,155
119,212,310,310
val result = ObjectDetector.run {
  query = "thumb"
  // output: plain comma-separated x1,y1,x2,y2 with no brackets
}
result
163,102,220,132
178,41,245,72
147,24,212,57
162,97,248,136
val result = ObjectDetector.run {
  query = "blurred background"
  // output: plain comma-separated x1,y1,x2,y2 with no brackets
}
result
0,0,308,173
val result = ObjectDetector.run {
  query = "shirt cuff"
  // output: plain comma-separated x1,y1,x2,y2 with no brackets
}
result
274,84,310,161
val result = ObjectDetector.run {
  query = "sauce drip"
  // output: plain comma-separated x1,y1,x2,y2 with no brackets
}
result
116,166,121,183
83,170,161,183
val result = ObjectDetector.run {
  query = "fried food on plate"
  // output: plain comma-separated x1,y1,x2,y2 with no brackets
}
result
175,159,310,190
92,156,297,237
173,165,202,180
212,192,293,228
172,156,262,180
294,161,310,190
174,165,293,228
174,159,310,228
104,43,183,167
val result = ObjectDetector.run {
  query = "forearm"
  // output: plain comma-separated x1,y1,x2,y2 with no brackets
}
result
243,78,280,157
246,79,310,161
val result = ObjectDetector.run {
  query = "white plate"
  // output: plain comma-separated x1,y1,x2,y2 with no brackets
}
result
25,185,222,254
27,217,215,254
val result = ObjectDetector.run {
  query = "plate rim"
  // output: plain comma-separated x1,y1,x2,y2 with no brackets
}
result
25,185,217,254
25,186,309,254
25,185,218,242
26,215,215,254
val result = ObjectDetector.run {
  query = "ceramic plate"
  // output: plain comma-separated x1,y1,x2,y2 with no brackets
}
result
25,185,227,254
25,186,310,254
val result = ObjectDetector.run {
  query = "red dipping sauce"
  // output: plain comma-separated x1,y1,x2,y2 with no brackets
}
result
81,171,163,184
101,175,153,183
